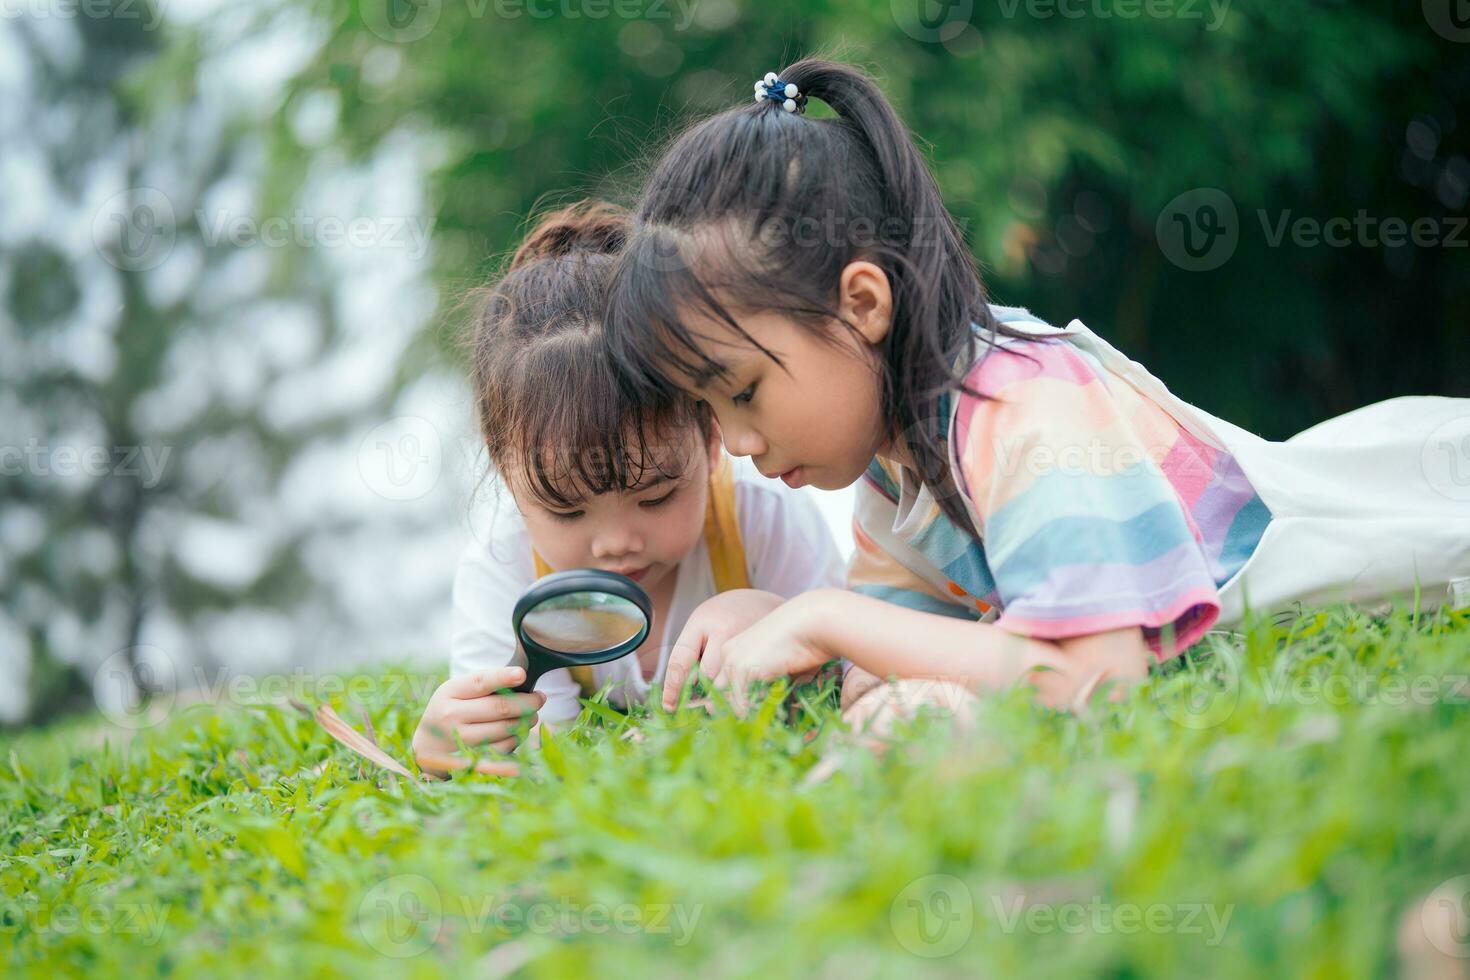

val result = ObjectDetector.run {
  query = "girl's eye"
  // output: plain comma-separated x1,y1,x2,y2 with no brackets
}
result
547,509,584,522
640,489,677,509
732,383,756,407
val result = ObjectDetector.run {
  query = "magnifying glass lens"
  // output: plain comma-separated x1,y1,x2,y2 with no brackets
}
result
519,591,647,654
510,570,654,693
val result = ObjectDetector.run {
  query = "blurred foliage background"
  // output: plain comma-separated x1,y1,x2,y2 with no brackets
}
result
1,0,1466,726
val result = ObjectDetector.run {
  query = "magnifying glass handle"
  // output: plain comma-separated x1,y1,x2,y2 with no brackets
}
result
512,669,542,695
509,642,542,694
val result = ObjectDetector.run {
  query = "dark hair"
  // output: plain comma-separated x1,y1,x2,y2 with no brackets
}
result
468,199,711,509
604,58,1031,536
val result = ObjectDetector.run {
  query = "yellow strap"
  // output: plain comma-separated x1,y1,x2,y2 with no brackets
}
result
531,452,749,698
704,453,752,593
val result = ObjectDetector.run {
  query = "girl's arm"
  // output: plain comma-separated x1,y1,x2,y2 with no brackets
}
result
712,588,1152,712
660,464,847,710
814,589,1060,688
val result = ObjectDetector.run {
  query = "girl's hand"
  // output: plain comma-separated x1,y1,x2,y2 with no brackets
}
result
702,590,839,715
660,589,787,710
412,667,546,774
840,663,886,710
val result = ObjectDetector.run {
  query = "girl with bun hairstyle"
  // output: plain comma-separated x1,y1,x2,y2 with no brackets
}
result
412,201,845,773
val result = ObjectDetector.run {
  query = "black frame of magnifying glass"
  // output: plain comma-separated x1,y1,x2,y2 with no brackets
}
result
510,569,653,693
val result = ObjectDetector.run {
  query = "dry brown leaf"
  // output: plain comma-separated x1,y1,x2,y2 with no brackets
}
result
314,703,416,778
286,698,525,780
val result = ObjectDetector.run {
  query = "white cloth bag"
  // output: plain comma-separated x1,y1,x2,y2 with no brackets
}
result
984,314,1470,625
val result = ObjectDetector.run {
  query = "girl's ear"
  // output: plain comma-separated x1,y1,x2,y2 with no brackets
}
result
838,260,894,348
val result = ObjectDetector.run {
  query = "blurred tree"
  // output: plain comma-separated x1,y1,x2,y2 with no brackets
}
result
2,4,176,721
295,0,1465,437
1,1,453,726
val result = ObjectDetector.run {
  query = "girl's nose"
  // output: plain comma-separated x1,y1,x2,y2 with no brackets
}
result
590,527,641,560
721,420,766,459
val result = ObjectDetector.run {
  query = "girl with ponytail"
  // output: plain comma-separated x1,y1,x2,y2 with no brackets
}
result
412,201,844,774
606,59,1470,718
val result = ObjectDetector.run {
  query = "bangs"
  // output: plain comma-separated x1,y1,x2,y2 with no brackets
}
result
497,345,707,509
605,225,823,397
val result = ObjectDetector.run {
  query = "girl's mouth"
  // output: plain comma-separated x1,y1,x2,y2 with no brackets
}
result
609,566,649,582
780,467,805,489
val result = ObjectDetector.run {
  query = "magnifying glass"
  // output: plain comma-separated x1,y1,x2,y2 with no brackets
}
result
509,569,653,694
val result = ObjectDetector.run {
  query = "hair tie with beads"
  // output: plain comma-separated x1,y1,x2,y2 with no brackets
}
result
753,71,806,114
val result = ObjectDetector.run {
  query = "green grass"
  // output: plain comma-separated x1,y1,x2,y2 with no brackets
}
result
3,605,1469,978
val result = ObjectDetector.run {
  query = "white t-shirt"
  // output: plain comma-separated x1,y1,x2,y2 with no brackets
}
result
449,455,847,722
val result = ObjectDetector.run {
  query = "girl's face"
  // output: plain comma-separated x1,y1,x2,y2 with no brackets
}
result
507,425,720,591
669,262,896,491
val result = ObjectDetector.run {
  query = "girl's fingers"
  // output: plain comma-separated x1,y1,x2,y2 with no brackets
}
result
698,634,729,684
446,666,527,699
414,750,520,778
661,630,707,710
709,661,728,696
710,660,749,717
453,719,522,746
453,691,545,724
726,667,754,717
841,666,885,710
487,736,519,754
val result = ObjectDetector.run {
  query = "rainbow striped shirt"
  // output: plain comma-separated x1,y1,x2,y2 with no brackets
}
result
847,307,1272,658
